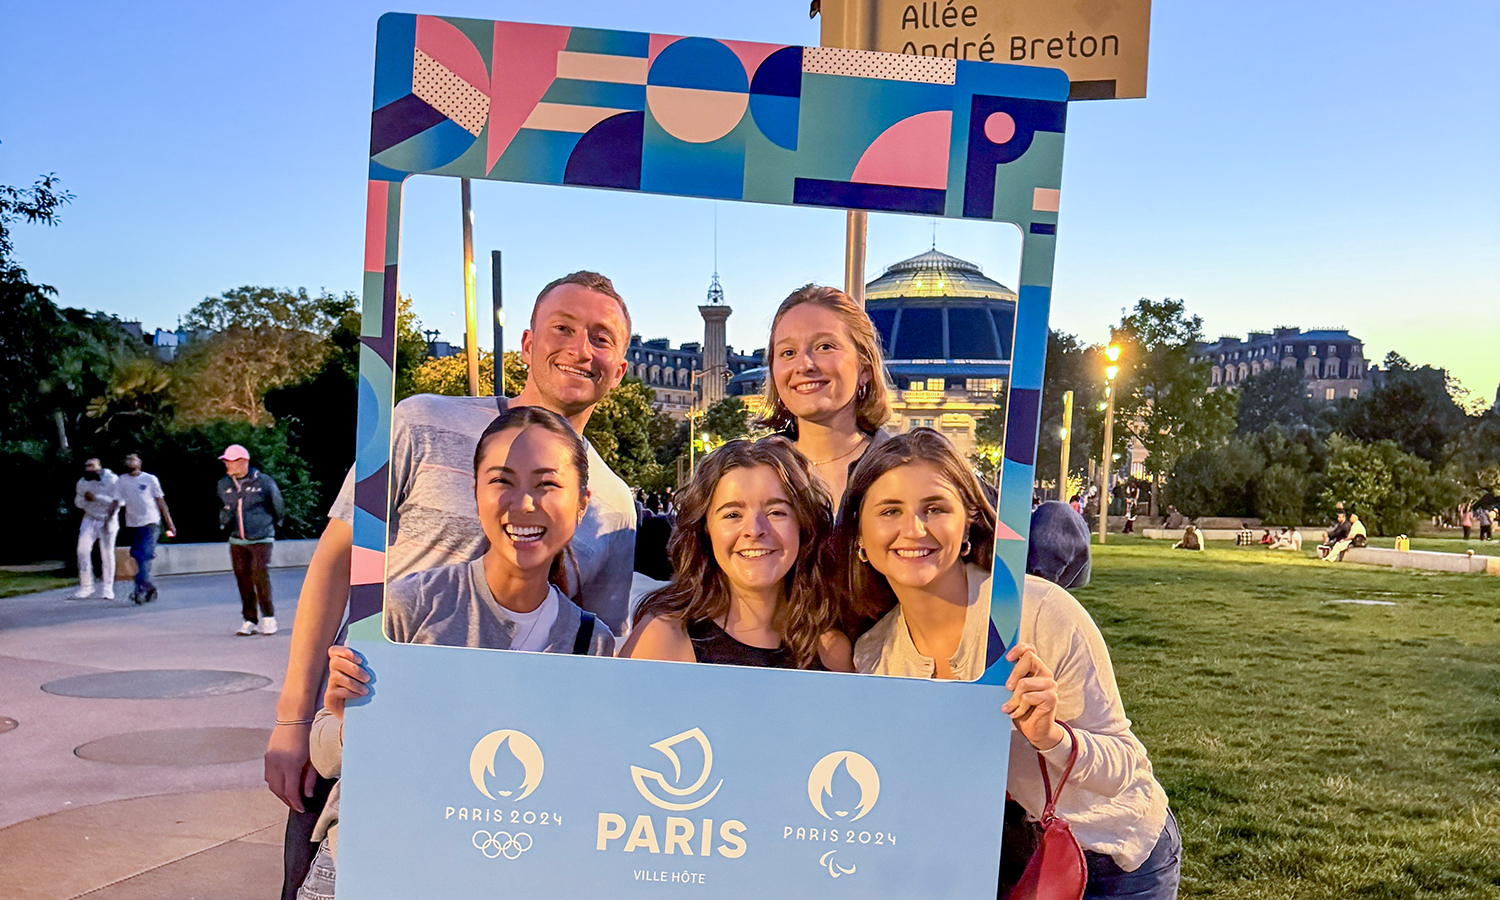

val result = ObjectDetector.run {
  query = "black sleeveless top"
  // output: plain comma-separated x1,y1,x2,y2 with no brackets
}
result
686,618,827,670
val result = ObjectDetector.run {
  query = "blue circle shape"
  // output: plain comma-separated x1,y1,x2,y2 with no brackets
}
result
647,38,747,93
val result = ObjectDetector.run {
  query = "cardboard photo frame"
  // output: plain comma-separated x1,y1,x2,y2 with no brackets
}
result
339,15,1068,898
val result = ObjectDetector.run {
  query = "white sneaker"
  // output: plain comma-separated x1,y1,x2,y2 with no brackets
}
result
236,621,258,636
260,616,278,635
100,588,115,600
69,589,95,600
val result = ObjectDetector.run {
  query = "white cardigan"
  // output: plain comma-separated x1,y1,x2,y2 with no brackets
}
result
854,568,1170,871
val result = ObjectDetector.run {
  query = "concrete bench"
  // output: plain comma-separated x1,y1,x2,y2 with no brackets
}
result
1142,528,1247,542
148,540,319,577
1341,546,1499,575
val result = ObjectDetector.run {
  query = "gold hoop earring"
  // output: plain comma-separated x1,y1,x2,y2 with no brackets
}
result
856,544,868,563
856,382,869,401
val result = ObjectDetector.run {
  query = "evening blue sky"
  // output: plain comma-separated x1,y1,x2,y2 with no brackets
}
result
4,1,1497,400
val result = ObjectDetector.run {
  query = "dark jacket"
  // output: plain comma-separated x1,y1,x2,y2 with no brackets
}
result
217,468,284,541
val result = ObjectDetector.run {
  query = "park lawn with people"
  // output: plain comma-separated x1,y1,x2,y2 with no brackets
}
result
1075,539,1499,898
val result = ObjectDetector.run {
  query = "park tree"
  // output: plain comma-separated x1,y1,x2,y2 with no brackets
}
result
408,349,528,398
1164,435,1265,518
0,173,122,448
1320,435,1458,535
1031,330,1107,486
702,397,750,443
584,378,664,489
1236,367,1312,433
1114,299,1237,486
1334,354,1468,463
172,287,340,425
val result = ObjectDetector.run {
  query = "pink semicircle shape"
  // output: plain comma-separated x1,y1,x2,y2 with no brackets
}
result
851,110,953,191
416,15,490,94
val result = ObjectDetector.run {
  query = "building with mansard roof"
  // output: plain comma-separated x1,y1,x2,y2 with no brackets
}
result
1195,327,1374,401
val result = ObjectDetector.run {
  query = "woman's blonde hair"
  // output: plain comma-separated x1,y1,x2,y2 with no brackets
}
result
757,285,891,436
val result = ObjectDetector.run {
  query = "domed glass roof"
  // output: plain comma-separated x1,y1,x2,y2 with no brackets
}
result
865,249,1017,301
863,249,1017,363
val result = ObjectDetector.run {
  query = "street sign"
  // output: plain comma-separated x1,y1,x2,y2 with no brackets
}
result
818,0,1151,99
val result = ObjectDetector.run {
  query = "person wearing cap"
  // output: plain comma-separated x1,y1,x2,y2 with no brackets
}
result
217,444,285,635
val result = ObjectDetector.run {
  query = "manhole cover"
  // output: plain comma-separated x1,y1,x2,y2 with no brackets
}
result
74,727,272,765
41,670,271,699
0,717,16,734
1328,599,1397,606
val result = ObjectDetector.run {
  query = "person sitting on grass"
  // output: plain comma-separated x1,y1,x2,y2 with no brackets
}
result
296,407,616,900
1271,527,1303,551
1172,524,1205,551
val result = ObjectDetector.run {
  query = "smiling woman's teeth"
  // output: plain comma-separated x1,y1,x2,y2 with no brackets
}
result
893,548,934,558
504,525,546,543
737,549,775,559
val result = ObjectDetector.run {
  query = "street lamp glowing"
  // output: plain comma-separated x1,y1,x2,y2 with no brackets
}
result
1105,364,1119,381
1105,343,1121,363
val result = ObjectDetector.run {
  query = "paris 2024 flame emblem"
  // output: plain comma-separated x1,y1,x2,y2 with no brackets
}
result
469,729,544,801
808,750,880,821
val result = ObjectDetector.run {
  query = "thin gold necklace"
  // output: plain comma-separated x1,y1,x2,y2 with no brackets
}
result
806,434,868,467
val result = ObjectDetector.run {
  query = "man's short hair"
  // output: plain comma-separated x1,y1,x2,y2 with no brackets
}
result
531,271,632,341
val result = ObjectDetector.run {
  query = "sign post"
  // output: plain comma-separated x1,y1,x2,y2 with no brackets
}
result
819,0,1152,99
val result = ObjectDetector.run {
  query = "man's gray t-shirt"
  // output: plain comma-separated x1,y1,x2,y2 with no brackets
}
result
330,394,637,632
384,557,615,655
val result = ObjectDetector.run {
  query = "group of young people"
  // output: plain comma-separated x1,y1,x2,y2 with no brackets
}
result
268,273,1180,900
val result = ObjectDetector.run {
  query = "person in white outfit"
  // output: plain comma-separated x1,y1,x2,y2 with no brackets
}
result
73,458,121,600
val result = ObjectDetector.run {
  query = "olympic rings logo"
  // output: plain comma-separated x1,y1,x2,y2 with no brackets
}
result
472,830,533,859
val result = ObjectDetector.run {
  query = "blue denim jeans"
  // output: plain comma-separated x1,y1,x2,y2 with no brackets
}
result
1084,808,1181,900
296,840,336,900
128,524,159,596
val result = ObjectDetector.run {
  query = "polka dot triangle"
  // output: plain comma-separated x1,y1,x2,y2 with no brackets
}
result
413,48,490,137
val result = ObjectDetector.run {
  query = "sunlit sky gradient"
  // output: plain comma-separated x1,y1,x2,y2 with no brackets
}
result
5,1,1498,403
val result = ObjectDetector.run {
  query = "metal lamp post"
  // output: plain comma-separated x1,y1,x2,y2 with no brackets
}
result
1098,343,1121,544
1058,389,1074,502
687,365,731,473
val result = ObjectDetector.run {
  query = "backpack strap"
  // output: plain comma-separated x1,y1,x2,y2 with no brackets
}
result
572,611,596,655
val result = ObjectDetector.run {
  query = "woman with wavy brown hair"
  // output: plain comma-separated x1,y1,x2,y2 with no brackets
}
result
621,437,852,671
837,429,1180,898
758,285,892,505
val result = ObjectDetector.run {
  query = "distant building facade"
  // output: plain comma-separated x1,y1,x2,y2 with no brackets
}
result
1196,327,1373,401
627,338,762,420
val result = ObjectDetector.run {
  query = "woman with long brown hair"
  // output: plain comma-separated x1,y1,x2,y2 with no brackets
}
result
621,438,852,670
838,429,1179,899
759,285,892,505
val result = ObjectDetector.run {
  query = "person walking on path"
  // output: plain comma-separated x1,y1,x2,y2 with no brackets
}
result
1461,506,1473,540
72,458,121,600
217,444,285,636
118,452,175,604
1478,506,1493,542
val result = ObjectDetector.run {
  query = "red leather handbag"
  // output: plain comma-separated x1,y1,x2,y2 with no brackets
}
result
1002,722,1087,900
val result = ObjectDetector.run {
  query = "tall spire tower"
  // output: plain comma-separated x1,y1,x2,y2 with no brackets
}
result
699,210,731,407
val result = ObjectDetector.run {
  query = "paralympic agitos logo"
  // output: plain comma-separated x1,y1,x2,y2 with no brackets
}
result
597,728,747,858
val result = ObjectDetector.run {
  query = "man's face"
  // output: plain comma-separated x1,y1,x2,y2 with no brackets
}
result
124,454,142,473
224,457,249,478
84,459,101,475
520,284,629,416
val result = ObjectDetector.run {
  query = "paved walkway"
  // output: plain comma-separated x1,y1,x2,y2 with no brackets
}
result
0,569,309,900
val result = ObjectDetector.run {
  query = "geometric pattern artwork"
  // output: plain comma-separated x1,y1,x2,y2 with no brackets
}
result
355,14,1071,670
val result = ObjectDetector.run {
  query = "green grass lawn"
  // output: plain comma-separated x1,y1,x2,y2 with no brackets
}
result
1073,539,1500,898
0,569,72,598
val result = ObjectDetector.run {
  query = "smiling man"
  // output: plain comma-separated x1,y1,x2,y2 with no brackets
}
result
265,271,638,900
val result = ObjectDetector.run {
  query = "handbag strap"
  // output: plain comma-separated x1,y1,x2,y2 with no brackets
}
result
1036,721,1078,824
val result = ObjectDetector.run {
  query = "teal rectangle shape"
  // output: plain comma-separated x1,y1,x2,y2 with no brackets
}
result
542,78,646,109
565,27,649,57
